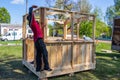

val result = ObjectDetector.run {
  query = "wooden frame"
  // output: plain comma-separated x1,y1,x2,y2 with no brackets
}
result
22,7,96,79
111,16,120,51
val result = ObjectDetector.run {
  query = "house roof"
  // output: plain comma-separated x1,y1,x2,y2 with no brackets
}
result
0,23,22,29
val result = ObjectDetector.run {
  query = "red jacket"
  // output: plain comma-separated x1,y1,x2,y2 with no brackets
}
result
28,7,43,42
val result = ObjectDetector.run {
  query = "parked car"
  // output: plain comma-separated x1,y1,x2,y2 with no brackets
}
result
0,31,22,41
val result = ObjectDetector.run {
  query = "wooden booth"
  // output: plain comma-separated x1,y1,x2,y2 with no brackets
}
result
112,16,120,51
22,7,96,79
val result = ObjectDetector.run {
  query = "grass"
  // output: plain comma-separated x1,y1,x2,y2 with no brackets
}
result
0,41,120,80
0,40,22,45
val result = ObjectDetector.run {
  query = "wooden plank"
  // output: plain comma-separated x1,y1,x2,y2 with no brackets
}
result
22,60,95,79
50,44,57,68
47,18,64,24
73,45,77,65
78,44,82,64
85,44,90,63
56,44,62,69
65,44,71,66
47,11,68,15
46,44,51,68
61,44,71,67
76,44,80,64
22,16,27,39
26,39,34,61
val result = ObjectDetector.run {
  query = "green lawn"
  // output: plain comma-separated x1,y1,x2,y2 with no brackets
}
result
0,41,120,80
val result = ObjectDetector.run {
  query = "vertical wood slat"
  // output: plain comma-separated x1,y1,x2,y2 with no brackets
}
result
62,44,67,66
26,39,34,61
50,44,57,68
77,23,80,40
85,44,90,63
63,24,67,40
56,44,62,68
78,45,82,64
76,44,80,64
46,44,51,68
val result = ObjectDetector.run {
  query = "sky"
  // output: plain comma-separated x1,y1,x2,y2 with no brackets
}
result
0,0,114,24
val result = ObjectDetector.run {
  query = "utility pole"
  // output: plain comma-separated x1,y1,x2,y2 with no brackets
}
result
26,0,28,14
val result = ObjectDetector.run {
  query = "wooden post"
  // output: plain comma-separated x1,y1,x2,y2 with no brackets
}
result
92,15,96,63
22,15,27,60
92,15,96,42
71,13,74,41
22,15,27,39
77,23,80,40
40,8,47,41
63,21,67,40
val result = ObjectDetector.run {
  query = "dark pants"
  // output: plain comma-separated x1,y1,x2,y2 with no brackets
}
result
35,38,50,70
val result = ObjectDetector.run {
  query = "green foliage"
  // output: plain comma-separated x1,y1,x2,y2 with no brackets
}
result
48,24,53,36
105,0,120,26
106,6,115,26
79,21,92,37
114,0,120,11
54,0,73,10
96,20,112,38
0,7,10,23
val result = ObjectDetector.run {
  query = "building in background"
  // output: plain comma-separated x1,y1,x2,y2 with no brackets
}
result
0,23,33,40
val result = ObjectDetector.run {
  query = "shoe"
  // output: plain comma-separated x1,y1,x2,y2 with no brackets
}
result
30,61,34,64
36,69,44,72
44,68,52,71
36,67,43,72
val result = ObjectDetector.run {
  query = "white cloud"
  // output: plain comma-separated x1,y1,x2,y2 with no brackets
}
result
11,0,24,4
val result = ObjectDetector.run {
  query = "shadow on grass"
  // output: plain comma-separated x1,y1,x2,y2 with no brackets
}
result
0,55,37,80
49,52,120,80
88,52,120,80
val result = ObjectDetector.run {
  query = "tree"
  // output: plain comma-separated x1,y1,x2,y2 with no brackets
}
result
95,20,112,38
93,7,103,20
74,0,92,13
114,0,120,12
79,21,92,37
0,7,10,23
105,6,115,26
105,0,120,26
54,0,73,10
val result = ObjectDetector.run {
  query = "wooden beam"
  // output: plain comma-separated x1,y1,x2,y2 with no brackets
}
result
47,19,64,24
40,8,47,41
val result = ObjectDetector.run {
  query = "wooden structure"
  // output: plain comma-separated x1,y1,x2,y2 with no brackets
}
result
112,16,120,51
22,7,96,79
